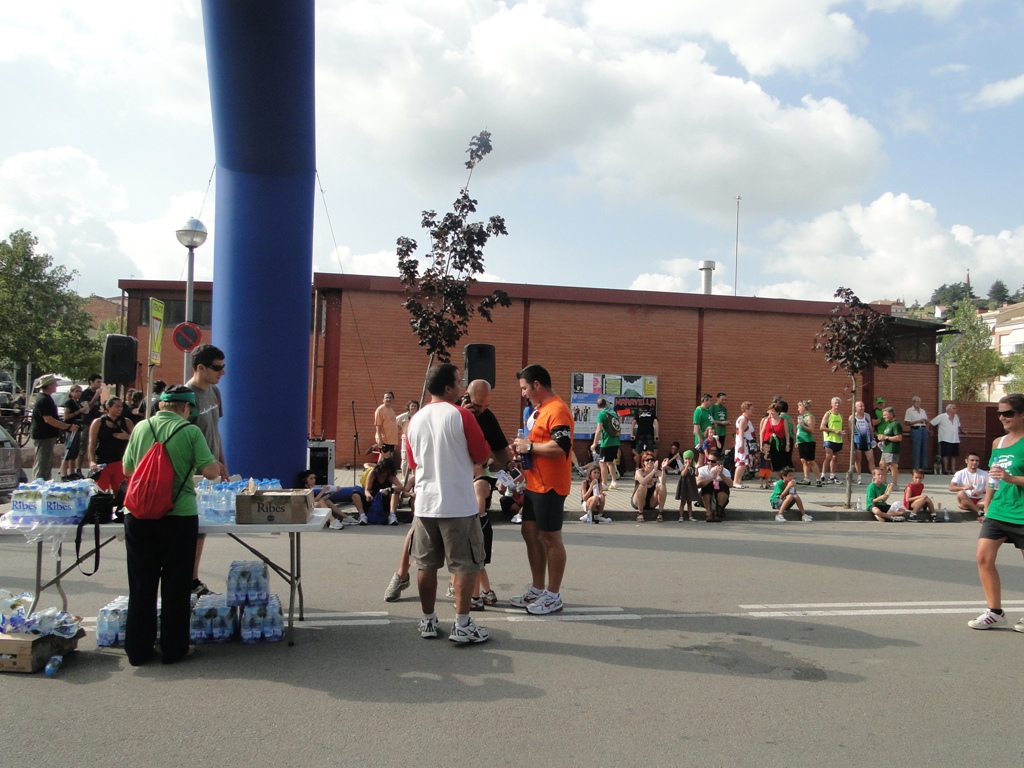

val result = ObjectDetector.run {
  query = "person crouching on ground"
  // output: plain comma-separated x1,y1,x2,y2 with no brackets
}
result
771,467,812,522
697,449,732,522
580,465,610,523
632,451,668,522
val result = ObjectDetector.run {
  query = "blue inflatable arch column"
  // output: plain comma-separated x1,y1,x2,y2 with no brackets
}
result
201,0,315,481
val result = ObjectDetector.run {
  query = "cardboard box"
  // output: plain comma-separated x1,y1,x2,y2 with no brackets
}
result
0,628,86,673
234,489,314,525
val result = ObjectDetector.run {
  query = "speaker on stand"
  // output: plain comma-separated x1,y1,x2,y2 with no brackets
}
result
103,335,139,387
463,343,496,388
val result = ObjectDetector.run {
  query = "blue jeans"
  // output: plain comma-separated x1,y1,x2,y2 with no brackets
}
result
911,428,928,471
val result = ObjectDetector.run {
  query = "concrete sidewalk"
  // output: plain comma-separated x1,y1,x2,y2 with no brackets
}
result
548,471,975,524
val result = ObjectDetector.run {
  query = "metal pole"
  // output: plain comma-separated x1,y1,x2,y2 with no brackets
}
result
733,195,741,296
183,245,195,383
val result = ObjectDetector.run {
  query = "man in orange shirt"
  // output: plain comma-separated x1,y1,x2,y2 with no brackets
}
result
510,364,573,615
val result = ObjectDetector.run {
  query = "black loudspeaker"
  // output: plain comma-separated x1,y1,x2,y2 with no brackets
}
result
102,335,138,386
463,343,496,388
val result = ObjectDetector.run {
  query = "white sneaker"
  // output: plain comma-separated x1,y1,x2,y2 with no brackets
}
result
511,513,523,524
774,514,787,522
526,591,564,615
608,481,618,490
855,475,862,485
890,515,906,522
387,512,398,525
579,513,593,523
593,513,612,523
328,518,344,530
418,616,439,639
509,586,543,608
1013,617,1024,633
968,609,1007,630
448,619,490,644
340,517,359,527
357,513,368,525
801,514,813,522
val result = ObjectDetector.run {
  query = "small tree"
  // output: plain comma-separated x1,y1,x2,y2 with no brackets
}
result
988,279,1010,308
813,287,896,507
1004,350,1024,395
0,229,99,379
940,298,1008,400
397,131,510,367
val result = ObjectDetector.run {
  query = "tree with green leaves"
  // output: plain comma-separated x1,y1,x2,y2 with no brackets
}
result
397,131,510,363
929,281,976,307
0,230,99,380
813,287,896,506
988,279,1010,308
1004,351,1024,395
940,298,1008,400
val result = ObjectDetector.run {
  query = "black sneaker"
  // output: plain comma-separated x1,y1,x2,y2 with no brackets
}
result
191,580,213,598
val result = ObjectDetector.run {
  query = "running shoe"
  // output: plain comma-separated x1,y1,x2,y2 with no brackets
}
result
387,512,399,525
579,513,593,524
815,479,823,487
526,592,563,615
890,515,906,522
357,513,369,525
509,586,543,608
481,589,498,606
801,514,813,522
191,580,213,598
593,513,612,523
511,513,523,524
419,616,439,639
1013,617,1024,633
968,609,1006,630
608,481,618,490
445,583,456,599
774,514,787,522
328,518,345,530
796,479,811,486
384,572,410,602
448,619,490,644
470,595,486,611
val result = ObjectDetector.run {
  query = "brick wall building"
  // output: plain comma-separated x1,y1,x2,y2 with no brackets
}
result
120,275,945,470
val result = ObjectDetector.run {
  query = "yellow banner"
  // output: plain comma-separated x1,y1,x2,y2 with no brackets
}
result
149,298,165,365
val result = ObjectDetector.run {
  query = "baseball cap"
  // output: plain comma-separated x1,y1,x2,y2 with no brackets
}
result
875,397,884,403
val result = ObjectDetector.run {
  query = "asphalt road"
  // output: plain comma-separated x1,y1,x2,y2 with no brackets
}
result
2,518,1020,767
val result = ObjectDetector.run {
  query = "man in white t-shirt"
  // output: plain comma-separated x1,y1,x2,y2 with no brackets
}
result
930,403,961,474
696,449,733,521
405,363,491,644
949,452,989,516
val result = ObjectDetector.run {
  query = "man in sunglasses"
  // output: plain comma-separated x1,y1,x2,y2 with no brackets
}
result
696,449,734,522
186,343,230,597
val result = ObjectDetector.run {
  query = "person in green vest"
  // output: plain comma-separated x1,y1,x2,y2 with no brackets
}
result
819,396,845,484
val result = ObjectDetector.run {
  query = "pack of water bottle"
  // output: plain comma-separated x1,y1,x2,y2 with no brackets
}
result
0,590,81,638
197,479,283,525
190,594,238,644
239,596,284,644
7,480,96,525
226,560,270,607
96,596,131,647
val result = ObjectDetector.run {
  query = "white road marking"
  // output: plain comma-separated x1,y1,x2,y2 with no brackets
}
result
739,600,1024,610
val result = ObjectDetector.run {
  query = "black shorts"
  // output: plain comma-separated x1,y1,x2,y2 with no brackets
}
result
634,434,655,453
979,516,1024,550
630,484,657,510
853,437,872,452
599,446,618,462
939,441,960,458
522,489,566,533
797,442,816,461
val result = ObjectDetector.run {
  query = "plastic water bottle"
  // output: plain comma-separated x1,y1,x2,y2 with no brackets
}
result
944,508,950,522
44,655,63,676
517,429,532,470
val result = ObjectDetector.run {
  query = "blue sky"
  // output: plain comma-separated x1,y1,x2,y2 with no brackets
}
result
1,0,1021,305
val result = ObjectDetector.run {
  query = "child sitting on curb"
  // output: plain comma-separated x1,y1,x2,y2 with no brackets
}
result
770,467,812,522
903,468,938,522
866,467,906,521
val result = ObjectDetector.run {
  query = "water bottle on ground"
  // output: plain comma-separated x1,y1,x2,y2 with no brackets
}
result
44,655,63,676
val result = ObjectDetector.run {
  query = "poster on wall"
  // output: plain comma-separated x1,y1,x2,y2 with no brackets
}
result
570,372,658,439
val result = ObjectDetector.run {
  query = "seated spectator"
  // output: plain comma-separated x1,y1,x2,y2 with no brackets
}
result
580,465,610,523
295,470,360,529
697,449,732,522
632,450,668,522
866,467,905,521
949,452,988,519
363,457,402,525
770,467,812,522
675,450,699,521
663,441,683,474
902,468,937,521
497,465,525,524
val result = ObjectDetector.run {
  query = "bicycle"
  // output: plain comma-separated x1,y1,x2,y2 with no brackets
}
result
1,408,30,447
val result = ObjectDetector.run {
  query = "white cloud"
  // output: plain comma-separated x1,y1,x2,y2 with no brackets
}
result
749,192,1024,303
967,73,1024,110
863,0,969,19
629,256,734,295
315,246,398,277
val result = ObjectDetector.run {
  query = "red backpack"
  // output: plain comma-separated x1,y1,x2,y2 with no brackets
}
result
123,420,194,520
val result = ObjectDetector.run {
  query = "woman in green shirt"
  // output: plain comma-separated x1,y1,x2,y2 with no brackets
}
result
968,394,1024,631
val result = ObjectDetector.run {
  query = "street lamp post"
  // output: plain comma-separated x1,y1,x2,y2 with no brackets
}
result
175,218,208,381
733,195,741,297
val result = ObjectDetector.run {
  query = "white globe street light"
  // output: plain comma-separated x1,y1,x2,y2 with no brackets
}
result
176,218,207,380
